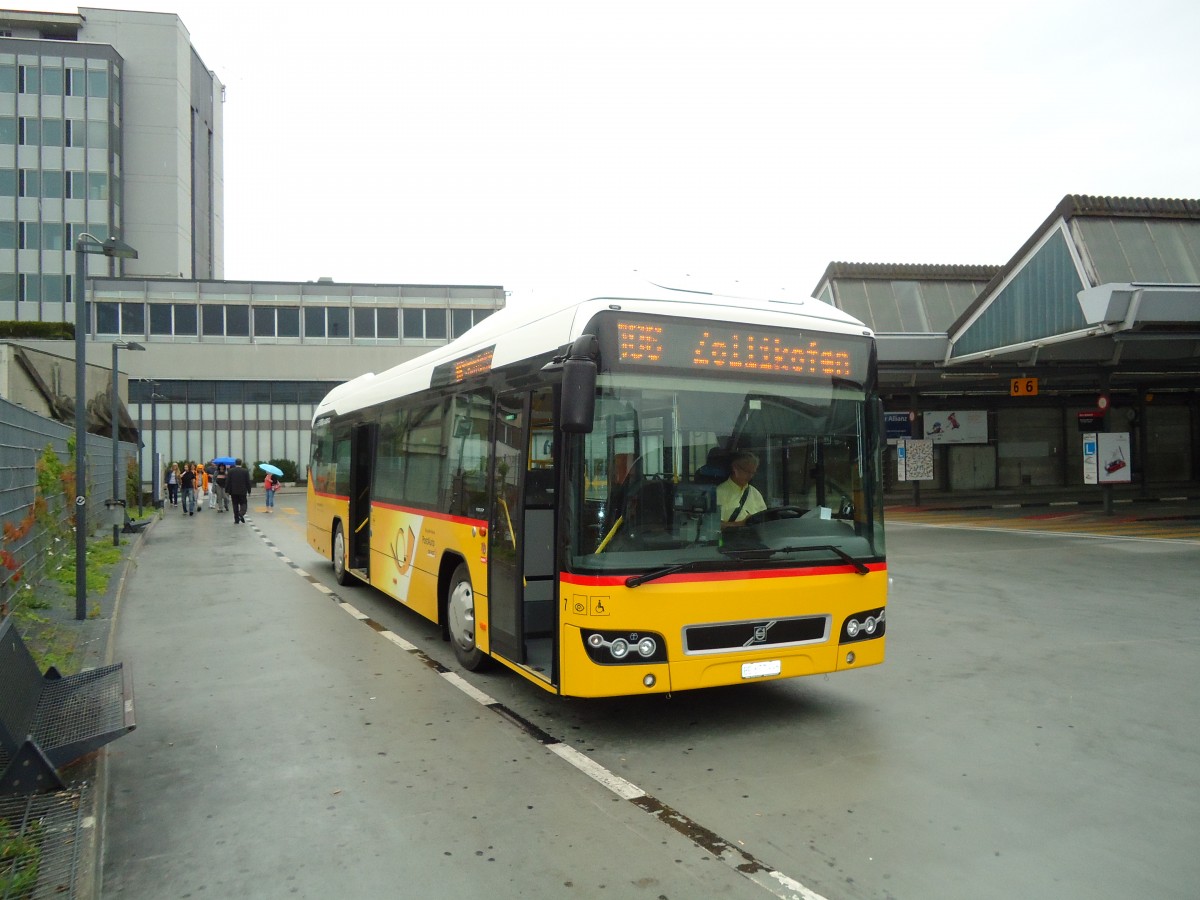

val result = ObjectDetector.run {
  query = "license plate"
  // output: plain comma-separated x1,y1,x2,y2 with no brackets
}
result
741,659,781,679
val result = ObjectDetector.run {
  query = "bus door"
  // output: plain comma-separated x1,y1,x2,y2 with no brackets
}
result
488,387,558,683
347,422,375,578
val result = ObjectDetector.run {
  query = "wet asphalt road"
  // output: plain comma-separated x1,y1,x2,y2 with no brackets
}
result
102,493,1200,899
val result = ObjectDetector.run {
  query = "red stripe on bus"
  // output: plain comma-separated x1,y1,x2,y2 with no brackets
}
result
310,490,349,501
368,500,487,528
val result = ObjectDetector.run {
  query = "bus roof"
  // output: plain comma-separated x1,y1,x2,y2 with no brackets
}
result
313,281,873,421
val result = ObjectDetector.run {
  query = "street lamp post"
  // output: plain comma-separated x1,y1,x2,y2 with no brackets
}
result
111,341,144,545
150,390,166,509
74,233,138,620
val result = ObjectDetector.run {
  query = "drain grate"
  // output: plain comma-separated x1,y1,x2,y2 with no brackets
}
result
0,783,87,899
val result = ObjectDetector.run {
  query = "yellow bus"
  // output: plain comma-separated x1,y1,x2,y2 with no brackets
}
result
307,283,887,697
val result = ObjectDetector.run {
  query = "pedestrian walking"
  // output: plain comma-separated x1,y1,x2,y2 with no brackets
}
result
264,473,279,512
196,465,209,512
180,463,197,516
224,459,252,524
205,462,218,510
164,463,180,507
214,462,229,513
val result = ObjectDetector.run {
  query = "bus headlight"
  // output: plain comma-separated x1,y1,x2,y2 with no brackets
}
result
581,629,667,665
840,608,885,644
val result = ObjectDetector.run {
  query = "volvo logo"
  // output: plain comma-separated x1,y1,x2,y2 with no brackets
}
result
744,621,777,647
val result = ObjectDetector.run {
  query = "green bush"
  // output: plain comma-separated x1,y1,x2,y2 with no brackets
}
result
0,320,73,339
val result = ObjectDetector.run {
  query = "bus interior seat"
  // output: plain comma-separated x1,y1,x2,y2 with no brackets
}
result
695,446,731,483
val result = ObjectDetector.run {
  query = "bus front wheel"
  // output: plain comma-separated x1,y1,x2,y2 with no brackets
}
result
332,521,355,586
447,563,487,670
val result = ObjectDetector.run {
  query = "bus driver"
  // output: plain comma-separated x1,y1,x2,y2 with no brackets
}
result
717,451,767,527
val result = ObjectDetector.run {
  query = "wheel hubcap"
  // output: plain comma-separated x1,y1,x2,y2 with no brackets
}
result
448,581,475,651
334,529,345,575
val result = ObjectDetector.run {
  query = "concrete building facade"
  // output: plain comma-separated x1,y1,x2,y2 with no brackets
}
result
0,5,222,321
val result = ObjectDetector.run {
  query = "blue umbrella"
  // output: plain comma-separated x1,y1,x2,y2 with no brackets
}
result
213,456,237,465
257,462,284,477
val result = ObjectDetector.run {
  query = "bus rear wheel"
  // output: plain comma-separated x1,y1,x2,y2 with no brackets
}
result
332,521,355,586
447,562,487,670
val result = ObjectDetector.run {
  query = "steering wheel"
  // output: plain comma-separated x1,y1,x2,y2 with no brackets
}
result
743,505,807,525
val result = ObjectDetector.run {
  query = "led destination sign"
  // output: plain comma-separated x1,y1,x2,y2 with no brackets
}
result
431,346,495,387
609,317,866,380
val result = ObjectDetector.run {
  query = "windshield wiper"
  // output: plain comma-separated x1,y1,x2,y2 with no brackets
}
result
626,560,723,588
723,544,871,575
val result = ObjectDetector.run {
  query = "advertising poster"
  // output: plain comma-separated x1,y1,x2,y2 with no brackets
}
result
884,411,915,443
897,439,934,481
922,410,988,444
1096,433,1132,484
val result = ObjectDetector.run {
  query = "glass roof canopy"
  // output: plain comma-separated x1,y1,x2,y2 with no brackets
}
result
814,196,1200,369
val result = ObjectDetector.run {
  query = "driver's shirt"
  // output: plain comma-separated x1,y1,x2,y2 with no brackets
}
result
716,478,767,523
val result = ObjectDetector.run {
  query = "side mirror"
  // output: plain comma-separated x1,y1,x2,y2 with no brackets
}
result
560,335,597,434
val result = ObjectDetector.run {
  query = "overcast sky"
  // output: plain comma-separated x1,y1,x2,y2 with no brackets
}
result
41,0,1200,303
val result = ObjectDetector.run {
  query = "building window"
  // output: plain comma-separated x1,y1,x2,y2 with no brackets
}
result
42,117,63,147
19,222,39,249
327,307,349,337
425,309,447,340
18,170,38,198
0,116,14,144
0,169,14,196
87,120,107,149
42,171,63,199
87,69,108,99
353,308,375,338
149,303,200,336
254,306,276,337
378,308,398,338
41,67,62,96
97,301,119,332
225,305,250,336
0,221,14,249
304,306,325,338
18,65,38,94
42,273,65,302
174,304,198,336
150,304,173,335
66,171,85,199
402,308,424,338
65,119,81,147
19,274,41,302
201,305,224,336
121,302,145,336
0,64,15,93
18,118,39,145
88,173,107,201
0,274,15,302
278,307,300,337
64,67,83,97
451,309,473,338
43,223,64,250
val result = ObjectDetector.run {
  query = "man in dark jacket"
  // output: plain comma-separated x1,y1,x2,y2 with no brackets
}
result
224,459,253,524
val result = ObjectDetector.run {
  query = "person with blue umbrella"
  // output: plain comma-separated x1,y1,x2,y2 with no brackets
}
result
258,463,283,513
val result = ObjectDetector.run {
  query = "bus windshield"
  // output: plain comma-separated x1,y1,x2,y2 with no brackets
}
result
566,373,885,576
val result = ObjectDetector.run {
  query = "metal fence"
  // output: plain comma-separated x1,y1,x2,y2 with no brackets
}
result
0,397,134,614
